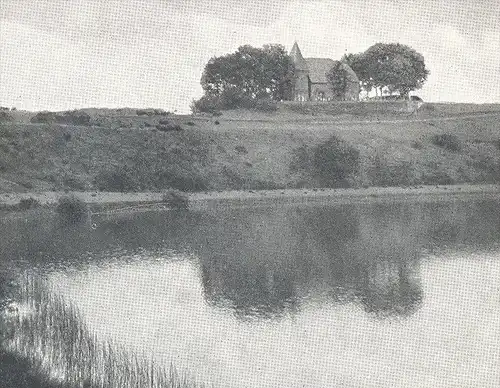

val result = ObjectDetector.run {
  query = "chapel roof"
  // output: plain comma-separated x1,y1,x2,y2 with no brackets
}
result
290,42,309,71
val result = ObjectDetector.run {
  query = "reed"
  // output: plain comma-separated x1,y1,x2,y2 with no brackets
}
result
3,273,207,388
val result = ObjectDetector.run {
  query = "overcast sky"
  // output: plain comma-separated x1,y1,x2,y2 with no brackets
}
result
1,0,499,112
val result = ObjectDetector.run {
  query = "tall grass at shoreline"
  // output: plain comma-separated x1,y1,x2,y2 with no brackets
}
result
2,274,206,388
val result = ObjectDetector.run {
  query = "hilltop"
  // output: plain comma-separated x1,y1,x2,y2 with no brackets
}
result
1,103,500,194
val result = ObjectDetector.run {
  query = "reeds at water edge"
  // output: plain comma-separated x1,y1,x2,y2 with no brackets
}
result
1,273,209,388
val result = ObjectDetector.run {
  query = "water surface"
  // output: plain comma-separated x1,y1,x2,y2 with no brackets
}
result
2,199,500,388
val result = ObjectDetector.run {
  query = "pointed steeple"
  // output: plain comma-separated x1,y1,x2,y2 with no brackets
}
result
290,41,308,71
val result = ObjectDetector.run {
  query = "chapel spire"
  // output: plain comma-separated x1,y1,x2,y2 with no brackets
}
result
290,41,308,71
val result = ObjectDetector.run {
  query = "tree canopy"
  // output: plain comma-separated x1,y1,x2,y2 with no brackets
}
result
343,43,429,97
200,44,295,102
326,62,349,100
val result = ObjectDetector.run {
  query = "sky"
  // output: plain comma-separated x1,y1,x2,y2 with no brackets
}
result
1,0,499,113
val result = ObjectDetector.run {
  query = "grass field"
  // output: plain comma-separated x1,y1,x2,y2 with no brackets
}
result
1,104,499,193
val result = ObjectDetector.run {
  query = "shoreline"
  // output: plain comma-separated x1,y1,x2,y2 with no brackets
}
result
1,184,500,215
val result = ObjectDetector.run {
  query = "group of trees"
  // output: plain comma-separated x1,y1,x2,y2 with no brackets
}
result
193,44,295,112
192,42,429,112
342,43,429,98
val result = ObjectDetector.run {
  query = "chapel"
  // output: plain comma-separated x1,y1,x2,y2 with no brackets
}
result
290,42,360,102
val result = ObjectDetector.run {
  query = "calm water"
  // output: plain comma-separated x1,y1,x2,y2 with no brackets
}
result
2,198,500,388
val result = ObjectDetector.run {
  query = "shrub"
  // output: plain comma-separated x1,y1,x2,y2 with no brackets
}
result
370,158,415,187
63,176,87,191
162,189,188,209
55,195,88,223
154,170,208,192
156,124,183,132
235,145,248,154
313,136,360,187
30,111,56,123
253,97,278,112
94,169,138,192
431,133,462,151
214,120,220,125
0,111,13,123
30,110,91,125
185,121,195,126
18,197,40,210
191,95,221,113
411,140,423,149
136,109,156,116
154,109,169,116
59,111,91,125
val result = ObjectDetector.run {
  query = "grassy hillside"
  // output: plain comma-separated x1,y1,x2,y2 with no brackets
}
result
1,105,500,193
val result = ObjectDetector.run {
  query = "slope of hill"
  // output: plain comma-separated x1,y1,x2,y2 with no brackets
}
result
0,105,499,193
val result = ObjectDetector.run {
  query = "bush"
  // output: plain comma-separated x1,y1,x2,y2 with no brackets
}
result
191,95,221,113
192,91,278,113
313,136,360,187
18,197,40,210
431,133,462,151
30,111,56,123
30,110,91,125
60,111,91,125
94,169,138,192
156,124,183,132
162,189,188,209
369,157,414,187
235,145,248,154
55,195,88,223
0,111,13,123
253,97,278,112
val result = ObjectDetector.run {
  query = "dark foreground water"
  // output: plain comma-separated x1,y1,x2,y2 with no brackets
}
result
1,198,500,388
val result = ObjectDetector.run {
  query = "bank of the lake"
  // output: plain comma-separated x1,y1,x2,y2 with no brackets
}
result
1,184,500,218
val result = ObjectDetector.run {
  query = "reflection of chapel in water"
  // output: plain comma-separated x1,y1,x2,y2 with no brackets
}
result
198,204,423,320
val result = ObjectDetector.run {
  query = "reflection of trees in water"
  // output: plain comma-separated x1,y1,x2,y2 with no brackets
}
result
3,199,500,319
197,204,425,319
201,255,299,319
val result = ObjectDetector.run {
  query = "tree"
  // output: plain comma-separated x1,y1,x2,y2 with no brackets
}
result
200,44,295,102
342,52,373,94
361,43,429,97
326,62,349,100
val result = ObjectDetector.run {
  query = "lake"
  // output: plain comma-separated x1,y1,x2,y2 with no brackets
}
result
2,198,500,388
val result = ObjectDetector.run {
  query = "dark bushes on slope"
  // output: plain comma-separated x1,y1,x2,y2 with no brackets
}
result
94,168,138,192
55,195,88,223
313,136,360,187
431,133,462,151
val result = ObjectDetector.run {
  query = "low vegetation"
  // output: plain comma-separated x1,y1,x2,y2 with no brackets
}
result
431,133,462,151
1,274,202,388
191,92,277,113
312,136,360,187
1,106,500,193
55,195,88,223
94,168,139,192
30,110,91,126
162,189,189,209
